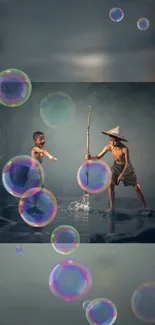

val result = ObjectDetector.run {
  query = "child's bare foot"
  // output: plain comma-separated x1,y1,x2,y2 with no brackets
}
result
106,207,115,213
137,207,150,218
81,194,89,204
139,207,150,212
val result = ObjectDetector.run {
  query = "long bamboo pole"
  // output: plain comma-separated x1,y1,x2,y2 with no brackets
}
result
86,106,91,186
81,106,91,204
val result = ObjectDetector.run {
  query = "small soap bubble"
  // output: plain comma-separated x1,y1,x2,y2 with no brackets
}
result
137,18,150,31
109,8,124,23
16,246,23,255
83,300,91,310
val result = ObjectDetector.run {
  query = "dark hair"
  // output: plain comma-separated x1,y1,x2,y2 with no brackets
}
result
110,136,120,142
33,131,44,140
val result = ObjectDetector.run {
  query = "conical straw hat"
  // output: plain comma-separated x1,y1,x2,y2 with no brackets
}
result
101,126,128,142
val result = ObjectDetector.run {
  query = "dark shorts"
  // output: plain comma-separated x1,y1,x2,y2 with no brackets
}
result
111,162,138,187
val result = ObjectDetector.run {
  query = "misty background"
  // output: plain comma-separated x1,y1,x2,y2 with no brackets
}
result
0,0,155,81
1,0,155,322
0,82,155,200
1,244,155,325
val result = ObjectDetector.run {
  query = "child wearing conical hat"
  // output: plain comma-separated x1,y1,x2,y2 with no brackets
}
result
85,126,147,212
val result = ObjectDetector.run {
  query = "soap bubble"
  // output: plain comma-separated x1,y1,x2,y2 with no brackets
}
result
137,18,150,31
51,225,80,255
18,187,58,227
0,69,32,107
86,298,117,325
0,128,5,160
131,282,155,322
49,259,92,301
109,8,124,22
83,300,91,310
40,92,76,127
2,155,44,198
16,246,23,255
77,160,112,194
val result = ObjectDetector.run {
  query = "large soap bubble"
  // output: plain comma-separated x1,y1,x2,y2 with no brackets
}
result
77,160,112,194
40,92,76,127
18,187,58,227
49,260,92,301
2,155,44,198
131,282,155,322
0,69,32,107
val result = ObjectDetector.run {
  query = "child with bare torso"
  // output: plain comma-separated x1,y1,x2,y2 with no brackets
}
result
85,135,147,211
30,132,57,208
31,131,57,165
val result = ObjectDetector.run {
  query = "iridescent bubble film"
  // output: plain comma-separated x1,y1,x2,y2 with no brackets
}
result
131,282,155,322
86,298,117,325
83,300,91,310
109,8,124,22
137,18,150,31
0,128,5,160
49,260,92,301
16,246,23,255
77,160,112,194
40,92,76,127
0,69,32,107
18,187,58,227
2,155,44,198
51,225,80,255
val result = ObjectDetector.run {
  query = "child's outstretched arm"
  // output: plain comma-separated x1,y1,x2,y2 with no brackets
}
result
31,147,57,161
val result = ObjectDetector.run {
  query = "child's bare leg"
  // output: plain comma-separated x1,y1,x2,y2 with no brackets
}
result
107,182,115,212
81,192,89,204
133,184,147,209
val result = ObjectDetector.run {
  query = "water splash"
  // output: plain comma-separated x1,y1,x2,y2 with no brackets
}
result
68,194,90,213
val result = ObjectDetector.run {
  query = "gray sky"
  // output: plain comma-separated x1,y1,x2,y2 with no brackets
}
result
0,0,155,81
1,244,155,325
